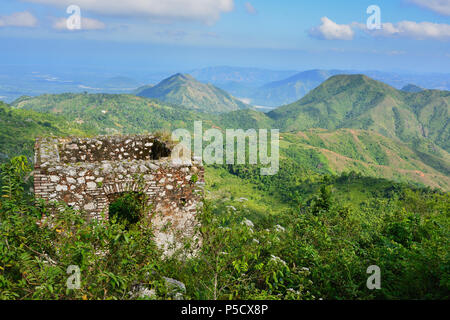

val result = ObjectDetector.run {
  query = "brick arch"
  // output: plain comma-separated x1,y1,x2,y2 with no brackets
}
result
102,181,145,196
102,181,153,217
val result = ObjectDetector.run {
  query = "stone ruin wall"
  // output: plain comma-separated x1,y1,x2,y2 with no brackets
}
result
33,135,205,254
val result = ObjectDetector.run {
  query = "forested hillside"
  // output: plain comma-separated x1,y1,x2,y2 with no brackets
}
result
268,75,450,154
12,93,207,134
0,101,93,160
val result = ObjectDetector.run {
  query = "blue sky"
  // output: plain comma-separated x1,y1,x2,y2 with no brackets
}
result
0,0,449,74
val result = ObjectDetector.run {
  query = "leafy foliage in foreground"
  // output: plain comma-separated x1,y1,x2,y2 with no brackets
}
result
0,156,448,300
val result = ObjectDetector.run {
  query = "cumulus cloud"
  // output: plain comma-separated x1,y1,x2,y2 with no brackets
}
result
407,0,450,16
355,20,450,40
245,2,257,15
309,17,354,40
52,16,106,30
0,11,38,27
24,0,234,24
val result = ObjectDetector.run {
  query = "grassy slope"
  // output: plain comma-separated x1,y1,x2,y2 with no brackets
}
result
0,101,93,159
205,166,292,226
12,93,211,134
280,129,450,191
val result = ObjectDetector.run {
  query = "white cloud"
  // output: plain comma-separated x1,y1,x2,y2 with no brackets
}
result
310,17,450,41
0,11,38,27
245,2,257,15
52,17,106,30
24,0,234,24
407,0,450,16
356,21,450,40
309,17,354,40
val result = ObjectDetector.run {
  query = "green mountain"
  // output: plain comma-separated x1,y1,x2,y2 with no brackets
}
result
138,73,250,113
268,74,450,154
136,73,251,113
401,84,424,93
250,69,339,106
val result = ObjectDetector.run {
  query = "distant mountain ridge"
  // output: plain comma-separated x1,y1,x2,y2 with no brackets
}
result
189,66,298,99
401,84,424,93
249,69,341,106
189,67,450,107
189,66,297,87
136,73,251,113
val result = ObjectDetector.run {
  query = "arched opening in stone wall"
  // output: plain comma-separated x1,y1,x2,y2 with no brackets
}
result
108,191,148,229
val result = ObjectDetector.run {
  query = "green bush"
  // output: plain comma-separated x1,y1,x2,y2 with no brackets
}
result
109,192,147,229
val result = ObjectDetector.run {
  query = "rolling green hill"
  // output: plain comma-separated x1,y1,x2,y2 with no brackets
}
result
0,101,93,160
136,73,251,113
12,93,209,134
268,74,450,154
279,129,450,191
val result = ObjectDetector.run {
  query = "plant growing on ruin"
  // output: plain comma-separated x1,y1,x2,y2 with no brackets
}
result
108,192,147,229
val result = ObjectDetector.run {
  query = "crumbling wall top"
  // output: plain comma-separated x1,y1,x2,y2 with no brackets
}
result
35,135,174,168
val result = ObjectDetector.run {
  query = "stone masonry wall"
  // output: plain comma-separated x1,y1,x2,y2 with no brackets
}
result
34,135,204,254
